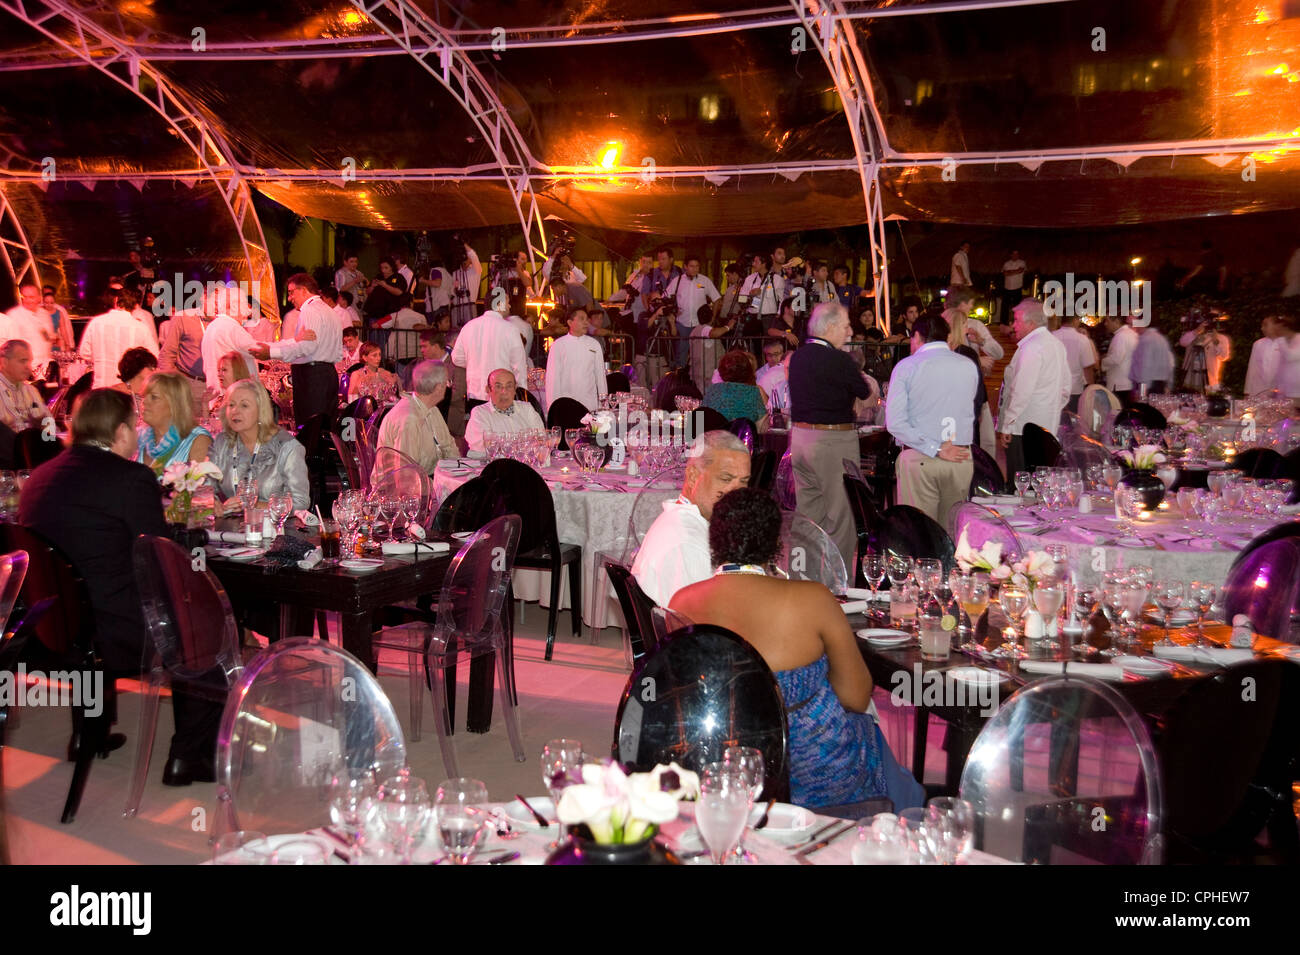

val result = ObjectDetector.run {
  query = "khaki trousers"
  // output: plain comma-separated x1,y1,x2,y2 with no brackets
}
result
895,448,974,537
791,427,860,571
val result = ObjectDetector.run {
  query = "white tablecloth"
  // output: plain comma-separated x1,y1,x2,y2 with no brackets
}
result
959,496,1286,589
433,459,678,629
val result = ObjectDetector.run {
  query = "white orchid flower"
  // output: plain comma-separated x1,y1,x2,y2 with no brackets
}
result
978,540,1003,568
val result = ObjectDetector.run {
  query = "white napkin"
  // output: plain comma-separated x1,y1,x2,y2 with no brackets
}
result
844,588,874,600
1152,646,1255,665
295,510,319,527
297,548,323,571
1069,526,1103,544
1017,660,1127,681
209,530,246,544
381,540,451,557
1281,503,1300,515
839,600,871,615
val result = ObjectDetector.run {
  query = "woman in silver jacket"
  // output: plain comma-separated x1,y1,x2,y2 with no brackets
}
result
207,378,311,512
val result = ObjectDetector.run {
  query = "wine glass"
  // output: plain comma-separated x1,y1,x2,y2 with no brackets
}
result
996,585,1028,657
1153,579,1185,647
1013,473,1032,499
268,492,293,536
1101,464,1123,493
722,746,765,862
886,554,913,590
1099,581,1127,657
1117,484,1144,533
861,550,886,608
434,777,489,865
958,574,990,651
237,474,259,519
563,428,582,455
399,494,422,538
328,767,377,848
546,426,562,460
1207,471,1229,497
1070,584,1097,655
1189,581,1217,648
696,763,753,865
375,774,432,865
915,558,943,597
1033,584,1064,649
1120,581,1148,651
541,739,585,850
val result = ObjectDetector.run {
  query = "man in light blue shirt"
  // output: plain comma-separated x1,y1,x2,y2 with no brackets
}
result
885,315,978,532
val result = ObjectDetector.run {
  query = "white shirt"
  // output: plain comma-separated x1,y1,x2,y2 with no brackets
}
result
464,400,545,451
398,265,414,292
508,314,534,354
131,307,161,352
666,273,721,329
1244,336,1283,395
1053,325,1098,395
950,250,971,286
960,317,1004,360
280,308,299,341
739,272,784,316
541,259,587,285
200,314,259,391
1002,258,1026,291
1,305,55,372
756,361,789,414
425,267,452,313
998,325,1070,437
546,332,607,411
1101,324,1139,392
1283,247,1300,298
269,295,343,364
79,308,159,388
631,495,712,608
385,308,427,361
1279,335,1300,399
450,310,528,401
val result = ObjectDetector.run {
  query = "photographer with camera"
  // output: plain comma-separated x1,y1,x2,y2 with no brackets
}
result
664,254,721,369
738,253,785,354
335,252,367,310
1178,312,1231,392
448,237,483,329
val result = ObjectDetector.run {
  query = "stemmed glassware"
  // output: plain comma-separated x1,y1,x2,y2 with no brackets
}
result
237,474,259,520
886,555,913,591
541,738,585,850
1032,584,1064,650
1153,579,1185,647
375,774,432,865
696,763,753,865
328,767,377,848
1101,464,1123,494
861,550,886,609
1206,471,1229,497
563,428,582,456
434,777,489,865
1189,581,1217,648
1013,473,1032,499
915,558,943,597
722,746,765,862
957,574,990,652
1070,584,1097,655
1098,579,1127,657
1120,580,1148,651
268,492,293,537
995,585,1028,657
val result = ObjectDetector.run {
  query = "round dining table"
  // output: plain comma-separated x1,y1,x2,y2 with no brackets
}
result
432,456,679,630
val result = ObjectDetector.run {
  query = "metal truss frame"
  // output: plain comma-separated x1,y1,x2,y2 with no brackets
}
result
0,144,43,293
0,0,278,318
349,0,549,270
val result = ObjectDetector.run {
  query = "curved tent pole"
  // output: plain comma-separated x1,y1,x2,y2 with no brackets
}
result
0,146,43,294
349,0,549,276
790,0,892,332
0,0,279,320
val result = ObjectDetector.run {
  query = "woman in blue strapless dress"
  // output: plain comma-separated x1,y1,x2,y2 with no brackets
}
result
670,488,923,811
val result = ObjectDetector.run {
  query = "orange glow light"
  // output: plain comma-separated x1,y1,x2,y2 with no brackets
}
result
598,143,622,171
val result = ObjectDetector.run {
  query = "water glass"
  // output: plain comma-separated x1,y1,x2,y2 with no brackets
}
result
376,774,432,864
886,554,913,589
268,492,293,536
1014,473,1032,498
861,550,886,605
1154,578,1185,647
696,763,753,865
915,558,943,596
889,581,919,632
328,768,377,846
925,797,975,864
852,819,909,865
1190,581,1217,648
434,777,489,865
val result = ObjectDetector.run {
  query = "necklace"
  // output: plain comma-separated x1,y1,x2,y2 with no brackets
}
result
714,563,768,577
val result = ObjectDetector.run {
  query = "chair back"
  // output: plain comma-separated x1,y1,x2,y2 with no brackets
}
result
774,512,848,595
214,638,407,837
330,432,363,492
431,476,495,533
949,502,1026,566
0,524,89,657
340,395,378,426
652,368,701,411
1152,660,1300,862
435,515,522,642
1061,433,1110,470
606,371,631,394
605,562,657,661
294,411,332,457
50,372,92,424
479,458,560,557
877,505,956,573
613,623,789,800
772,447,796,510
627,467,681,552
15,429,62,469
1222,536,1300,644
969,444,1006,496
959,676,1164,864
1077,385,1119,437
545,397,591,450
355,420,378,492
1022,422,1062,471
699,406,730,434
372,447,434,525
749,449,777,492
0,551,29,639
1232,447,1287,480
728,417,757,454
843,475,882,584
1115,403,1167,431
133,536,243,681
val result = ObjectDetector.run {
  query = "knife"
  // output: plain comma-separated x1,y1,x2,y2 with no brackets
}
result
515,794,550,828
793,821,855,859
788,818,841,851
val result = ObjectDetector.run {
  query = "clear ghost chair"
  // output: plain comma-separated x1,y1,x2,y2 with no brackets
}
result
213,638,408,839
772,447,797,510
372,446,434,526
373,515,524,778
1221,537,1300,644
959,676,1164,864
948,501,1027,567
127,535,245,819
773,512,848,595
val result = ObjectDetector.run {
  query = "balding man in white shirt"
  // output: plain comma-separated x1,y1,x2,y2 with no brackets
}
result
998,299,1070,480
2,283,56,378
546,307,607,412
464,369,545,452
451,308,528,414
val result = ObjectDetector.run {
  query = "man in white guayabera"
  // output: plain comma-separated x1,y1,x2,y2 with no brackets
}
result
631,430,750,607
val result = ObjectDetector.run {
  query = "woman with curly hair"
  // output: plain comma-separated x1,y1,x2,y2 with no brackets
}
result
670,487,922,811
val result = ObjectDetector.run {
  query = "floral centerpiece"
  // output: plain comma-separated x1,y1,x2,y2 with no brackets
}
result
1116,444,1167,471
580,410,616,441
1116,444,1169,509
161,460,222,527
556,760,698,846
1007,550,1057,594
954,528,1013,580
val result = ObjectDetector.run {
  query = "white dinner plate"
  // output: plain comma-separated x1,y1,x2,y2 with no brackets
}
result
946,667,1009,686
503,796,556,828
1112,655,1170,677
340,558,384,574
856,628,911,647
451,531,476,541
211,832,339,865
1168,610,1197,625
746,803,815,842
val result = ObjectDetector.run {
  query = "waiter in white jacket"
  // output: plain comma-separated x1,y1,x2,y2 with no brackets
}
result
546,307,607,411
249,273,342,425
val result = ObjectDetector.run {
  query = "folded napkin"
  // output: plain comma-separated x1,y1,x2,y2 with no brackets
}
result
381,540,451,557
209,530,246,544
1068,526,1103,544
844,588,873,600
1152,645,1255,665
297,547,323,571
839,599,871,615
294,510,319,527
1281,503,1300,515
1017,660,1127,681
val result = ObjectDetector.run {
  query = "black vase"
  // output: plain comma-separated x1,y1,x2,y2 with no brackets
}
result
1120,469,1165,511
544,832,680,866
166,523,208,550
1204,395,1231,419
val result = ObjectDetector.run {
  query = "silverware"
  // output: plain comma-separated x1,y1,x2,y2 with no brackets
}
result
515,793,550,828
485,850,521,865
793,821,855,859
788,819,841,851
753,798,777,830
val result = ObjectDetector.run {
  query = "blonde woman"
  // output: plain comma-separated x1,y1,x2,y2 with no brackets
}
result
207,379,310,513
137,371,213,471
207,351,253,415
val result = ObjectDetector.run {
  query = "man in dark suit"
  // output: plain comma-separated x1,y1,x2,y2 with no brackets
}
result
19,389,223,785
